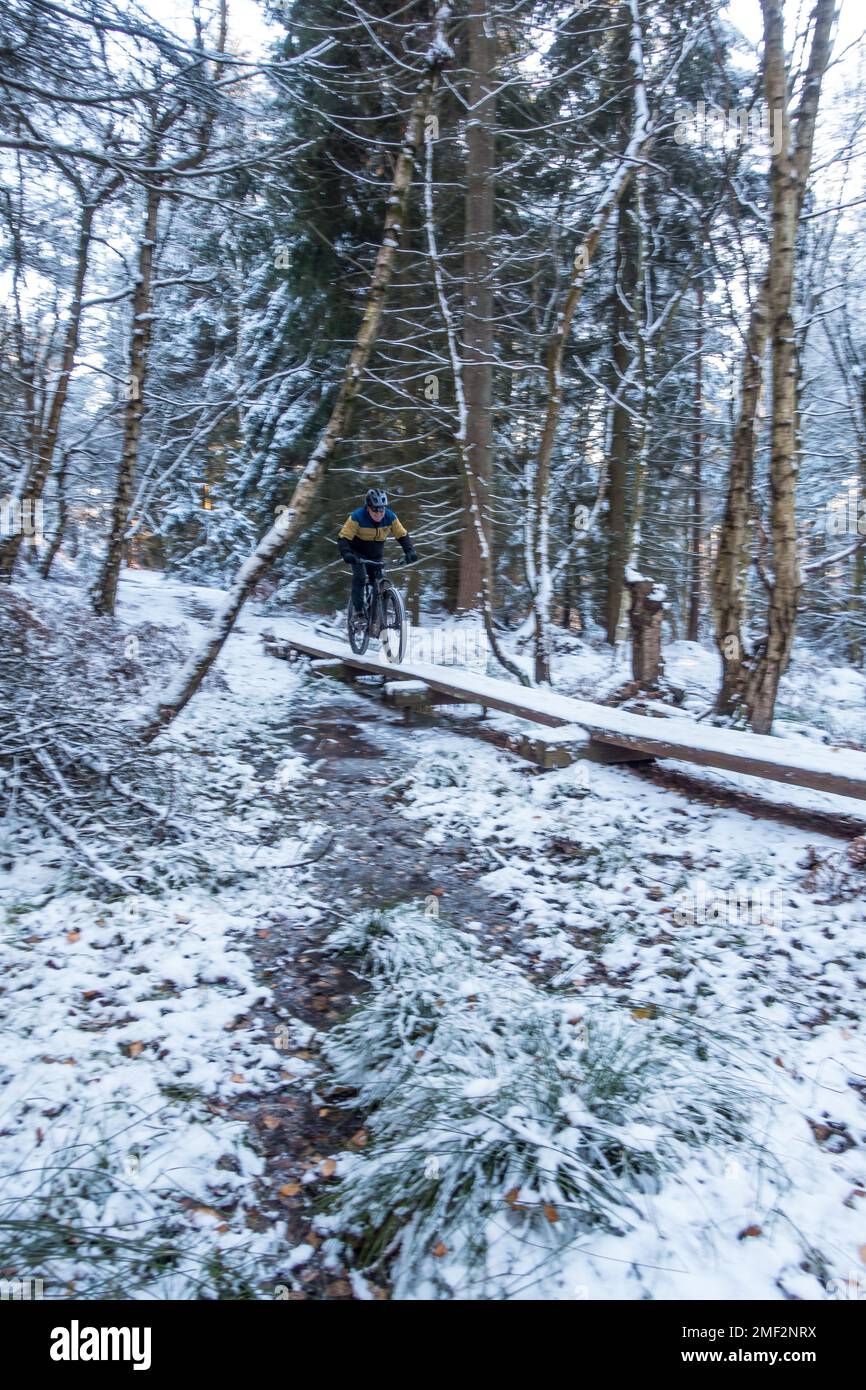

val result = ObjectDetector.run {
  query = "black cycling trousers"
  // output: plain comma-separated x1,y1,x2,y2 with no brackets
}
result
350,560,380,613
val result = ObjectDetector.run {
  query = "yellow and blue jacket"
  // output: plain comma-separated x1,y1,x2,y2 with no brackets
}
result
338,505,413,563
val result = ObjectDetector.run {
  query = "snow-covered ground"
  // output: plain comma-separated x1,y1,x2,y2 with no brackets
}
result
325,735,865,1298
2,567,865,1299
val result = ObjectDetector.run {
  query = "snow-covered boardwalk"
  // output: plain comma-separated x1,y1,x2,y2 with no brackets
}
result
278,623,866,803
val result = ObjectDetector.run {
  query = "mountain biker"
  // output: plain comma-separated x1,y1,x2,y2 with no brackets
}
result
338,487,417,620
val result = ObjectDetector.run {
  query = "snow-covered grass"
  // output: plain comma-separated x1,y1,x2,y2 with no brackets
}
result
310,733,866,1300
315,906,766,1300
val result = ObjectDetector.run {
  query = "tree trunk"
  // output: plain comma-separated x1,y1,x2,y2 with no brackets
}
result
711,0,835,716
532,0,652,683
423,80,529,683
0,201,95,580
741,0,799,733
605,182,636,644
711,276,771,713
456,0,495,613
686,278,703,642
628,576,664,688
39,447,70,579
92,179,161,615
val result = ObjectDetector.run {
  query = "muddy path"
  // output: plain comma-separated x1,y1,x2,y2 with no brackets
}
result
225,664,511,1299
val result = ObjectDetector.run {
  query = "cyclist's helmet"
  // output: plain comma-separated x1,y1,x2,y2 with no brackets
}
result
365,487,388,511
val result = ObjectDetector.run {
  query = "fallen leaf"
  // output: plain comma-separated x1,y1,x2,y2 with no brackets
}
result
320,1158,337,1178
325,1280,352,1297
631,1006,656,1020
192,1205,221,1220
82,990,101,1002
263,1115,280,1130
859,1244,866,1267
127,1041,144,1058
66,930,81,943
279,1183,301,1198
229,1073,244,1084
543,1203,559,1224
349,1129,368,1148
738,1224,762,1239
432,1241,448,1257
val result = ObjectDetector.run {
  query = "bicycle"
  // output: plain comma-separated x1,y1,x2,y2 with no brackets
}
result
346,557,412,663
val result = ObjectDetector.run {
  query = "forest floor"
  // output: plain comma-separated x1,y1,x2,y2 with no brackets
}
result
2,566,865,1300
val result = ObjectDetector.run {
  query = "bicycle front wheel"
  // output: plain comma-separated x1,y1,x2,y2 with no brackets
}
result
347,593,370,655
380,584,406,664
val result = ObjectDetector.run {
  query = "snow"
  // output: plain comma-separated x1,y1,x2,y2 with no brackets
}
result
273,618,866,801
329,732,865,1298
0,569,321,1297
4,566,866,1300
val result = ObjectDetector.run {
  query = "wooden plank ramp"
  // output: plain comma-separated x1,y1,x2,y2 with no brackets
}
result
269,624,866,804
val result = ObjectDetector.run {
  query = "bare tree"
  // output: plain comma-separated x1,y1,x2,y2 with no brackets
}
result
91,0,229,616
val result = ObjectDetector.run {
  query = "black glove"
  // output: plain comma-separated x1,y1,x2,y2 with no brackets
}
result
402,547,418,565
342,551,359,567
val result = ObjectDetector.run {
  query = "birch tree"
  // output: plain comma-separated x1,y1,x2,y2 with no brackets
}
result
711,0,836,720
138,5,453,740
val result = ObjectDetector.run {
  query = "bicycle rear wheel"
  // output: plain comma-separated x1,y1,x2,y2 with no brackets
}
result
380,584,406,664
347,591,371,655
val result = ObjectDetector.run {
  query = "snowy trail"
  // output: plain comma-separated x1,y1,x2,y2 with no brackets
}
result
124,574,866,1299
3,569,865,1300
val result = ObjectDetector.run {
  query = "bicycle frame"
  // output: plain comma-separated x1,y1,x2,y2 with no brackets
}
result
347,557,409,662
361,560,386,631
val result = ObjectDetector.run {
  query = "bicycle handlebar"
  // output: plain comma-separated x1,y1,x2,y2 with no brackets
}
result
347,555,420,570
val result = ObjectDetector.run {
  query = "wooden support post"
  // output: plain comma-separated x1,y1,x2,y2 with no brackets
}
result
383,680,431,708
511,728,654,771
310,658,356,682
627,576,665,689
